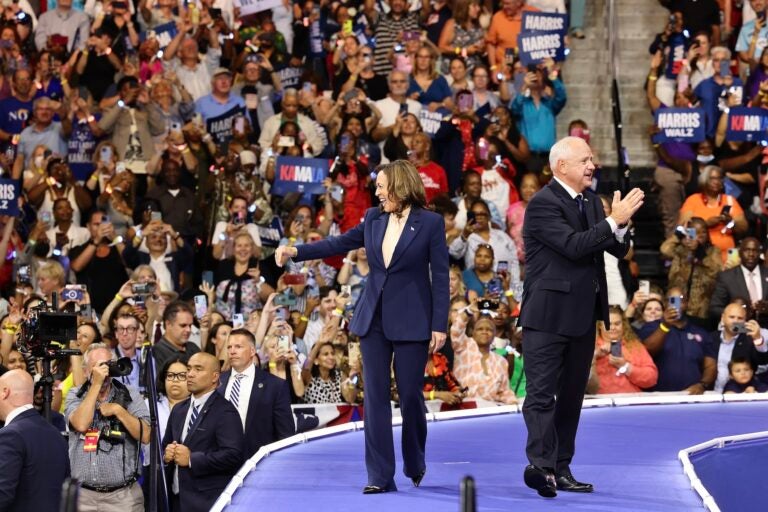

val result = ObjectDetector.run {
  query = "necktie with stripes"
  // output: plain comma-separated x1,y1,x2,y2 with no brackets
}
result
229,373,245,409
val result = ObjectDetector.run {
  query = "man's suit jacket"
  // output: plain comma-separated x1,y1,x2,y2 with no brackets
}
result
710,331,768,370
218,367,296,459
162,392,244,512
520,180,630,336
0,409,70,512
709,265,768,318
295,206,450,340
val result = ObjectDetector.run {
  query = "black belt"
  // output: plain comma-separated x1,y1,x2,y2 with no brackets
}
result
81,478,136,493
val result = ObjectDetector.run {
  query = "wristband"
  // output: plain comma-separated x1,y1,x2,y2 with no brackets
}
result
454,47,460,55
115,293,123,301
300,315,309,322
490,65,498,71
86,115,96,123
659,323,670,333
429,390,435,400
333,308,344,317
61,79,69,86
268,362,277,369
504,290,514,297
648,75,658,81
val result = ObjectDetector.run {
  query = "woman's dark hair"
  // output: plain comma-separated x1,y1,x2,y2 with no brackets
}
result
430,194,458,215
449,56,467,69
158,357,189,396
310,341,337,379
78,321,103,346
340,113,369,139
106,299,133,334
468,198,490,215
205,321,233,356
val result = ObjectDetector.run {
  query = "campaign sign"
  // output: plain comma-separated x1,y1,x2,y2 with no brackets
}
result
272,156,329,195
236,0,282,17
517,30,566,65
725,107,768,142
419,108,450,137
147,22,177,50
0,179,19,216
652,108,705,143
521,12,568,35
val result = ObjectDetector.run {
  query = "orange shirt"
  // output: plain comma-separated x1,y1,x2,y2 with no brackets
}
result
679,193,743,261
486,5,540,66
594,338,659,394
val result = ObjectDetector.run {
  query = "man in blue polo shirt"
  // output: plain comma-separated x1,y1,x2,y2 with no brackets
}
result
194,68,246,148
639,286,717,393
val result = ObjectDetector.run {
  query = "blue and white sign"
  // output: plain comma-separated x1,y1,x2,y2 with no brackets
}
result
272,156,329,195
0,179,20,215
725,107,768,142
517,30,566,65
521,12,569,34
653,107,706,143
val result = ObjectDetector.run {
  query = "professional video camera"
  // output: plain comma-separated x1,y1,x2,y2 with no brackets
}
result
17,301,80,422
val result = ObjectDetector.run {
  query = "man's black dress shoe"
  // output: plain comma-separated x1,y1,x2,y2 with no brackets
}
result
411,470,426,487
523,465,557,498
555,473,594,493
362,485,389,494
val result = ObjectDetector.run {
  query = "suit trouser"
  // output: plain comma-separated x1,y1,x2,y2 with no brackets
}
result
360,303,429,488
521,324,595,474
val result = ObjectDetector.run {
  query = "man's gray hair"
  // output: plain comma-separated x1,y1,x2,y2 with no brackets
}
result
710,46,731,61
388,70,407,85
283,88,298,100
549,136,584,172
84,343,116,366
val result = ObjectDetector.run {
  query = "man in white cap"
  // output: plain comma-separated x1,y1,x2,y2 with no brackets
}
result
194,67,246,146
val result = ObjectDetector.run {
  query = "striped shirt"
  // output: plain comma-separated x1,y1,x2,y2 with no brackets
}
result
372,12,421,75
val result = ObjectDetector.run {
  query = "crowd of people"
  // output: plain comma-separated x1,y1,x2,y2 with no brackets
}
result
0,0,767,510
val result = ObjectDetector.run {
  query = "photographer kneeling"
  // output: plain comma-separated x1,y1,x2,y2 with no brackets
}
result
65,344,151,511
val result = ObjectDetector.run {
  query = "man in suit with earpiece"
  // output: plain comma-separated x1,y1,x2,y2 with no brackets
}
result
217,329,295,458
519,136,644,498
163,352,244,512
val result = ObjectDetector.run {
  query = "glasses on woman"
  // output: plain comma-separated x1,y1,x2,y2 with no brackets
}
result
166,372,187,381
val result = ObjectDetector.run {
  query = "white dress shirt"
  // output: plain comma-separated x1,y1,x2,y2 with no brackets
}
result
173,390,214,494
3,404,34,426
224,364,256,430
740,265,763,303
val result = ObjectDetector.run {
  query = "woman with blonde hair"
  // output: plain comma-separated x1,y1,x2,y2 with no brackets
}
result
593,305,658,394
276,160,449,494
407,44,454,112
36,260,66,303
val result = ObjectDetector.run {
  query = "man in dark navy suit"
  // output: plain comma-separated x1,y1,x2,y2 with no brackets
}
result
520,137,644,498
709,237,768,320
163,352,244,512
0,369,70,512
218,329,295,458
276,161,449,494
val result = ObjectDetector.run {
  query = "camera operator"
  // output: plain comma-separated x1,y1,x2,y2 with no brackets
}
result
712,302,768,392
65,343,150,511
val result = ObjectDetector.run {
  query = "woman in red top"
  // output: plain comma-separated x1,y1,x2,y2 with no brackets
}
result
331,131,372,233
409,133,449,203
593,305,658,394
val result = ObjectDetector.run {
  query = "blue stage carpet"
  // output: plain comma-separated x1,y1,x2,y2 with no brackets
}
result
225,402,768,512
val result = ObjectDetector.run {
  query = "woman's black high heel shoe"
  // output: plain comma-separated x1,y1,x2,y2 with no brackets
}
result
411,470,426,488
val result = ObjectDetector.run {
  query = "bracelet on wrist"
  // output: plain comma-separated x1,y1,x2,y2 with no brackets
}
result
659,323,670,333
115,293,123,301
300,315,309,322
429,390,435,400
332,308,344,317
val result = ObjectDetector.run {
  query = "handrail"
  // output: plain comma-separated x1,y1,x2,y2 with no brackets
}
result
607,0,630,193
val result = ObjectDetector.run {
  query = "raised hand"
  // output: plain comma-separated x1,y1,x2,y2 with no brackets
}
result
609,188,644,226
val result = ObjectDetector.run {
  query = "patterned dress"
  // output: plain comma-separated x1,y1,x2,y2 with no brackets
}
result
302,372,344,404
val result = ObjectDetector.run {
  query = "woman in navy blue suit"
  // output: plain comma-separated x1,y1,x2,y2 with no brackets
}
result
276,160,450,494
